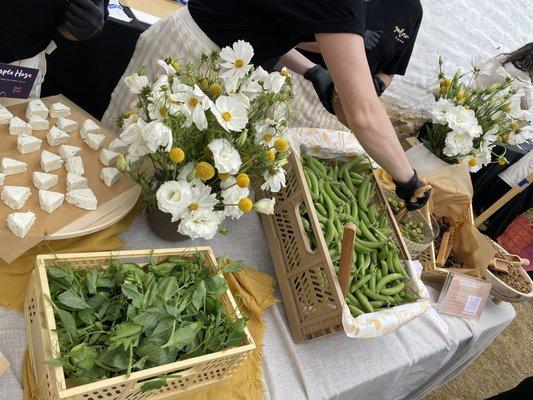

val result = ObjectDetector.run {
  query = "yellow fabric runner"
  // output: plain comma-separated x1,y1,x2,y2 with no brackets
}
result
5,202,277,400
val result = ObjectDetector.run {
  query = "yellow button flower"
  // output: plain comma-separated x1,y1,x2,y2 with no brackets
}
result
169,147,185,164
236,173,250,188
196,162,215,181
266,149,276,162
210,83,223,97
274,138,289,152
238,197,253,212
218,172,230,181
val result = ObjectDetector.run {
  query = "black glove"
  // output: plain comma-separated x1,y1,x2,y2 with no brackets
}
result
373,75,387,97
363,29,382,51
394,170,432,210
304,65,335,114
64,0,106,41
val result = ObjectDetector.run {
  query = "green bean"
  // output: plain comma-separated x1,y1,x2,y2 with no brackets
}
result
350,274,372,292
356,238,385,249
368,204,378,224
355,289,374,313
370,300,386,308
350,201,359,223
380,282,405,296
376,269,382,281
346,292,363,309
362,287,396,303
349,171,364,181
314,202,327,217
331,184,349,202
354,240,372,253
380,260,388,277
322,187,336,219
302,217,311,231
375,273,404,293
359,210,371,226
359,220,378,242
369,272,376,293
348,304,364,317
343,169,356,194
324,182,343,204
333,219,343,238
358,176,371,212
324,220,336,245
400,291,418,302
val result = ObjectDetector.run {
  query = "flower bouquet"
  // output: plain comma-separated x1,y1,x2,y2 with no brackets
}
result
422,57,532,172
116,40,293,239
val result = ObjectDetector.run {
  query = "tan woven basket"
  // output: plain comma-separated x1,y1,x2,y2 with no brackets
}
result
258,152,409,343
24,247,255,400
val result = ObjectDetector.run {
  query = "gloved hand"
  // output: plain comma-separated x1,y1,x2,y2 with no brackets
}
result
303,65,334,114
363,29,382,51
64,0,106,41
394,170,432,210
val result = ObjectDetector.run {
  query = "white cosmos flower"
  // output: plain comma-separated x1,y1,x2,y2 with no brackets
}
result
156,180,193,221
508,95,524,119
157,59,177,75
261,168,286,192
443,130,473,157
178,208,224,240
458,150,492,173
470,56,490,76
481,127,498,150
221,177,250,219
178,162,202,185
446,105,482,138
208,138,242,174
508,125,533,145
141,121,173,153
263,70,286,94
430,98,454,124
171,85,211,130
125,73,150,94
254,118,278,146
250,66,268,82
186,183,219,215
211,95,249,132
254,198,275,214
219,40,254,79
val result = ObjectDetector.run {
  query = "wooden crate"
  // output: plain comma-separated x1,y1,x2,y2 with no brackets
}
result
258,152,409,342
24,247,255,400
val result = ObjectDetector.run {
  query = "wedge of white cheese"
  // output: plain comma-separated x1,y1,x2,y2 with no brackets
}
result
17,135,42,155
66,188,97,210
41,150,64,172
50,102,71,118
0,106,13,125
65,156,84,175
9,117,32,136
33,171,58,190
80,119,100,139
0,173,5,186
6,211,36,239
1,157,27,175
84,133,105,151
39,190,65,214
47,126,70,146
57,117,78,133
100,167,121,187
66,173,88,191
26,99,49,119
108,138,129,154
99,149,119,167
1,185,31,209
58,144,81,160
28,115,50,131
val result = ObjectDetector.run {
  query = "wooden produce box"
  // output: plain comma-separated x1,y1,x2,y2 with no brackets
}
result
24,247,255,400
258,152,409,342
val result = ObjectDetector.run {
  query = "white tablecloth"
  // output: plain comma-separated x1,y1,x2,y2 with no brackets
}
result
0,212,515,400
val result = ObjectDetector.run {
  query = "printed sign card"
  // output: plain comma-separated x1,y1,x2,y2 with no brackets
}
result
0,62,39,99
437,272,492,320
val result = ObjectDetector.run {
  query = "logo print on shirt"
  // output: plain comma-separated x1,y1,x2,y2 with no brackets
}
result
393,26,410,44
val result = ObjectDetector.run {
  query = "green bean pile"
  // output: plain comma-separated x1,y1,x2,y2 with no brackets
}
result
400,218,426,244
300,154,419,316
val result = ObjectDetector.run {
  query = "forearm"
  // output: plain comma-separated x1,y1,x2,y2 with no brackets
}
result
316,33,413,182
276,48,316,76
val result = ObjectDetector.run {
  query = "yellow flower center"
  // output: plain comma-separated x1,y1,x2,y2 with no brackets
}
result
236,173,250,188
159,107,167,117
210,83,223,97
124,110,135,117
263,133,273,143
498,158,506,166
455,92,465,101
234,59,244,68
171,60,180,71
222,111,232,121
501,134,509,143
169,147,185,164
188,97,199,108
280,69,289,77
238,197,253,212
266,150,276,162
509,122,517,130
188,202,199,211
195,162,215,181
274,138,289,152
504,106,511,113
468,158,478,167
218,172,230,180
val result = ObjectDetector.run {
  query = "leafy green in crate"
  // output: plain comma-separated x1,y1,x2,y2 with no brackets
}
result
300,154,419,316
44,252,247,387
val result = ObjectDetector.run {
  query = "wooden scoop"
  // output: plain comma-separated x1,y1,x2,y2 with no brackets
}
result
338,223,357,296
488,258,511,274
436,231,453,267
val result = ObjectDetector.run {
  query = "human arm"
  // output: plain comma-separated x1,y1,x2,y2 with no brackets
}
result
314,32,415,183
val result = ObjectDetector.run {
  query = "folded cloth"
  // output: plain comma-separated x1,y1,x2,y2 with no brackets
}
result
23,266,277,400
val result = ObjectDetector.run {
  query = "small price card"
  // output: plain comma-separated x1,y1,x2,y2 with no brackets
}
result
436,272,492,320
0,62,39,99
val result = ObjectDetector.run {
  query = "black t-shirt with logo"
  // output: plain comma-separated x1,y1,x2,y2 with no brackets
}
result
189,0,366,65
189,0,422,75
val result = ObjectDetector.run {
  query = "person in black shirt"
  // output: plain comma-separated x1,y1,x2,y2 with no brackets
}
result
188,0,430,209
0,0,108,100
